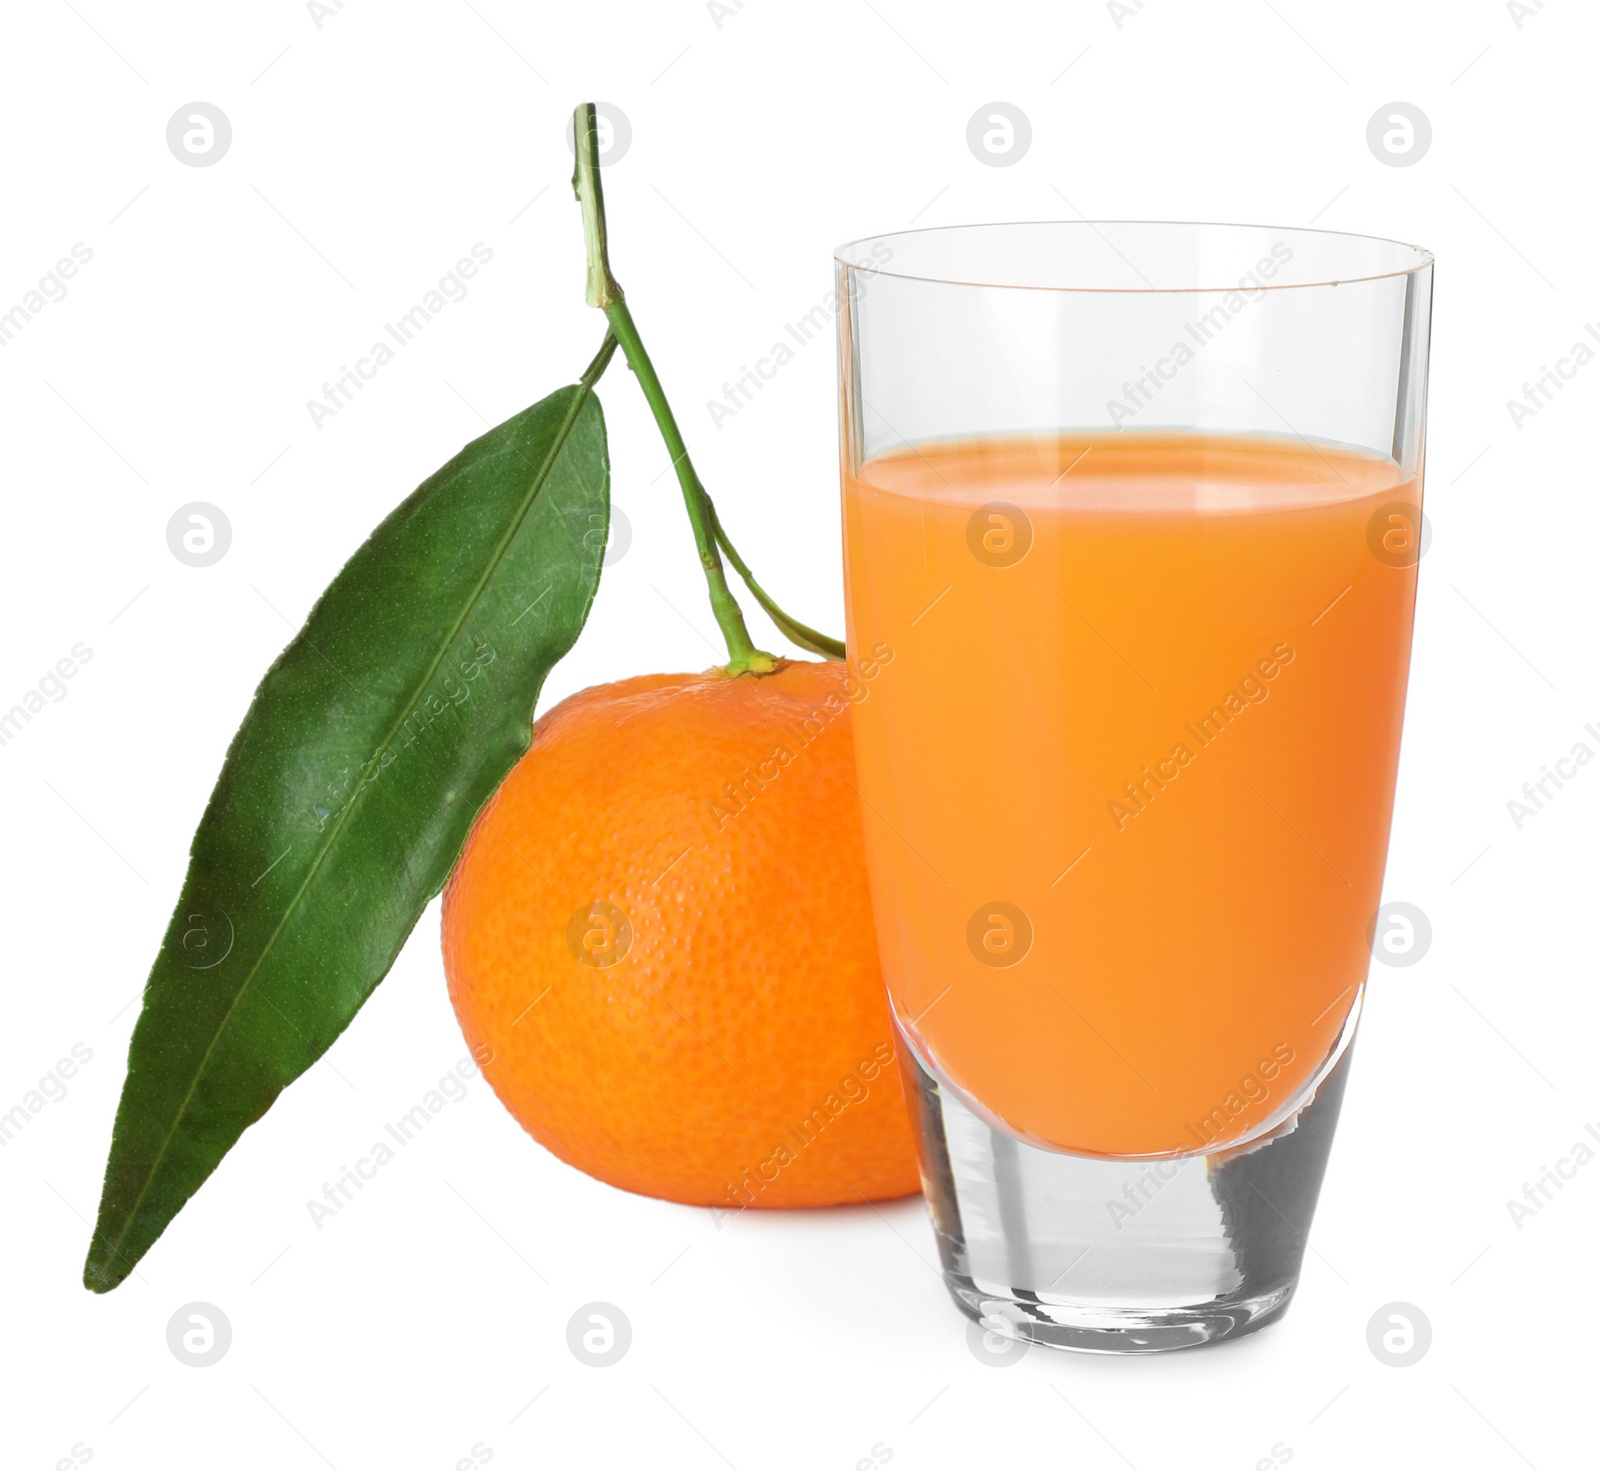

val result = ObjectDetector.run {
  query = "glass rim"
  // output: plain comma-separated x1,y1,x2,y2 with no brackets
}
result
833,219,1435,295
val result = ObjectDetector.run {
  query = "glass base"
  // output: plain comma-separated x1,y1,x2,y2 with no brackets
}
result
899,1022,1355,1355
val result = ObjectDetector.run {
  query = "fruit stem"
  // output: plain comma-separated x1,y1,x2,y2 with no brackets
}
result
570,101,841,676
707,501,846,660
603,302,777,676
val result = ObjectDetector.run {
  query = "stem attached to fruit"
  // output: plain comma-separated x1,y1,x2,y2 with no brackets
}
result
569,102,843,673
707,502,846,660
601,302,777,675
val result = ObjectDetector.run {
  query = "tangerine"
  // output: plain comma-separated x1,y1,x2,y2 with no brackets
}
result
442,658,921,1210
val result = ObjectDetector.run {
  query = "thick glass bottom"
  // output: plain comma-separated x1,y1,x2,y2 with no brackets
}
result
899,1019,1355,1355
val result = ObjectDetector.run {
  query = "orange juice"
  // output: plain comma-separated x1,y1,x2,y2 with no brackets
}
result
842,432,1419,1157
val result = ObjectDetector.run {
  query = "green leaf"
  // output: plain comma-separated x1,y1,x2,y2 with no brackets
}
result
84,374,610,1292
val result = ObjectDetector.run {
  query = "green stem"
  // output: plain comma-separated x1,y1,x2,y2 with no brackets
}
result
708,502,845,660
569,100,840,676
572,104,621,312
601,297,775,675
580,330,620,388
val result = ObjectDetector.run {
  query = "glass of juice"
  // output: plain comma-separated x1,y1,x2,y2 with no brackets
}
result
835,221,1432,1353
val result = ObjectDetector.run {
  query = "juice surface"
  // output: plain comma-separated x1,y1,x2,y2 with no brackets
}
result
842,432,1419,1156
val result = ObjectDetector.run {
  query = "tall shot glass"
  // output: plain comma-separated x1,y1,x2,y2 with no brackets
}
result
835,222,1433,1352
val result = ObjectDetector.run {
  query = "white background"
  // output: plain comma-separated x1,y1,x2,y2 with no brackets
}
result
2,1,1595,1467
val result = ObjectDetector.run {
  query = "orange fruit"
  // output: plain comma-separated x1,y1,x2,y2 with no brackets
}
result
442,658,921,1210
